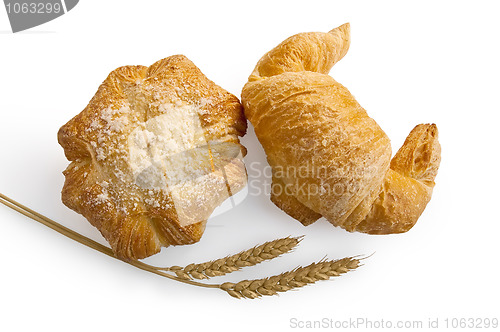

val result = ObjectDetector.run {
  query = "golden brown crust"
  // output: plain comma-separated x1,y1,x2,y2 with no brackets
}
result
249,23,350,81
59,55,247,260
242,24,441,234
270,176,322,226
356,124,441,234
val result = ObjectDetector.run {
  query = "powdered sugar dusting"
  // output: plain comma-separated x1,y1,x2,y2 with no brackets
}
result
75,63,245,230
128,102,213,190
96,191,109,203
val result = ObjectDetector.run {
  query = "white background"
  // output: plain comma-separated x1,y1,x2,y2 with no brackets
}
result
1,1,499,331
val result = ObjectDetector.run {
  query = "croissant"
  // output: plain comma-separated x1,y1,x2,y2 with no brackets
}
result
242,23,441,234
58,55,247,260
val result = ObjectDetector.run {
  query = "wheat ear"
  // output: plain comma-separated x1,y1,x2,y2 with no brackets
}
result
219,257,361,299
161,236,302,280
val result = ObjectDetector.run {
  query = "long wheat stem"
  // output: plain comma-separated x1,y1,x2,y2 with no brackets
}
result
0,193,218,289
0,192,362,298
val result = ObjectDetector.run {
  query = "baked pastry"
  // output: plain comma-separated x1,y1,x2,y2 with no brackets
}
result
58,55,247,260
242,23,441,234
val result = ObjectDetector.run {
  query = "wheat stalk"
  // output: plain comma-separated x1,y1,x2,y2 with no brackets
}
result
219,257,361,299
160,236,302,280
0,193,364,299
0,193,220,289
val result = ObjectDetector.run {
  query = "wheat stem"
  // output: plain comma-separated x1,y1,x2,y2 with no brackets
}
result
1,192,364,298
0,193,219,289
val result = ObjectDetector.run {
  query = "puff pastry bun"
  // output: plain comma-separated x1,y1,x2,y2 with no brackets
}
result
59,55,247,260
242,23,441,234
